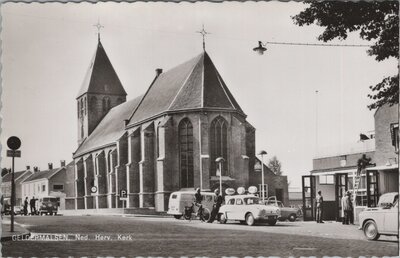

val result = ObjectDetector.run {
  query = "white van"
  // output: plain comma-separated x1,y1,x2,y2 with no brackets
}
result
167,191,216,219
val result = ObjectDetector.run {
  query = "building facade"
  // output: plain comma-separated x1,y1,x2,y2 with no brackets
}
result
21,161,74,210
303,104,399,221
71,38,288,212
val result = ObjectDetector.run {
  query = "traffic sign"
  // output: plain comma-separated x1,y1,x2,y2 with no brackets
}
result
7,150,21,158
90,186,97,193
120,189,127,198
7,136,21,150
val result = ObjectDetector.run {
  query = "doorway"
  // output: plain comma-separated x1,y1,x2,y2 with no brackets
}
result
335,173,348,221
302,175,316,221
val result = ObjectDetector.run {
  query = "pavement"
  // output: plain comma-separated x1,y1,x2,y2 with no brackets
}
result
1,217,31,242
2,215,397,257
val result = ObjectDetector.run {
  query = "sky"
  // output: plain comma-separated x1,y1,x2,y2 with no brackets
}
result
0,2,397,188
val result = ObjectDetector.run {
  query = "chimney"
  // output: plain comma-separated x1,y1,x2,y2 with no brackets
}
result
60,160,66,167
33,167,39,172
48,163,53,170
124,119,129,126
26,166,30,170
155,68,163,77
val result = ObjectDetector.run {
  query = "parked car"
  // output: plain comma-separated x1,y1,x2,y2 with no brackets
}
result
167,191,216,219
38,196,59,215
265,196,301,222
2,205,24,215
358,192,398,240
218,194,280,226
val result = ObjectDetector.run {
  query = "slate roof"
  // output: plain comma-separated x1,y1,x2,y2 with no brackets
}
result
73,96,142,157
23,169,60,182
77,40,127,98
22,161,74,183
127,51,244,126
2,171,27,183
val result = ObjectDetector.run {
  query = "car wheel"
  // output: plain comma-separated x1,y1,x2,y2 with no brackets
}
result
267,219,277,226
54,212,57,216
363,220,380,240
246,213,255,226
288,214,297,222
174,215,182,220
219,213,227,224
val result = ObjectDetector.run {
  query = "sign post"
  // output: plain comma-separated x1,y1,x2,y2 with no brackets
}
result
120,189,127,208
7,136,21,233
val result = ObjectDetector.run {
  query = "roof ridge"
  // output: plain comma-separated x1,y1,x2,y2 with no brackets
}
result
167,54,204,111
126,75,160,126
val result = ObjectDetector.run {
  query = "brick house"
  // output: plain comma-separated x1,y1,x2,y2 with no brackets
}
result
21,161,74,210
1,167,32,206
71,37,288,211
303,104,398,221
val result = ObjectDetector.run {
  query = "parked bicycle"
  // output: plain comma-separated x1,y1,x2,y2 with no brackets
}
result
183,203,210,222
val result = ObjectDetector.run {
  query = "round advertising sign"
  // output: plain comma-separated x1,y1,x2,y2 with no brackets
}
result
7,136,21,150
225,188,235,195
248,186,258,194
237,187,246,195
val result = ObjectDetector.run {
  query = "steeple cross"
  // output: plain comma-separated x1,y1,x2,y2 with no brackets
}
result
93,20,104,41
196,24,210,51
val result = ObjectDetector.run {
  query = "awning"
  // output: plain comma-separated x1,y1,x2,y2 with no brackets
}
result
366,164,398,171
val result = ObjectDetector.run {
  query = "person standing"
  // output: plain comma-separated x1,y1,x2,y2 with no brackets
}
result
315,190,324,223
342,191,352,225
347,191,354,224
30,196,36,215
208,189,223,223
23,197,29,216
194,188,203,218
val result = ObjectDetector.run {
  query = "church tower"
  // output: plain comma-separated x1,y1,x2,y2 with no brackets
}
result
76,35,127,145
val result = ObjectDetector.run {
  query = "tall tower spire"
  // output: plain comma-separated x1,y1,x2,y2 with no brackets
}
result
93,20,104,42
196,24,210,51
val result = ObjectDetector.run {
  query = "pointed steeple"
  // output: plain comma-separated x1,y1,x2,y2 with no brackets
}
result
76,38,127,145
77,40,127,99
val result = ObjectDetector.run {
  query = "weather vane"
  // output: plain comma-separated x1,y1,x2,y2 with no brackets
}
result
93,20,104,41
196,24,210,51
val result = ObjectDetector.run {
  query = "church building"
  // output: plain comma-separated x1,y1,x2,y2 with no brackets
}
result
72,36,285,212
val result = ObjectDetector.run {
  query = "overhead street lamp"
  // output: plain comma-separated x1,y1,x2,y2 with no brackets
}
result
215,157,225,196
258,150,267,202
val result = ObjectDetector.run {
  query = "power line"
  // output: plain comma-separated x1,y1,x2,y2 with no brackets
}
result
262,41,371,48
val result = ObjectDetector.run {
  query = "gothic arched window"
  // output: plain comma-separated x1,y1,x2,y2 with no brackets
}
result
179,118,194,188
103,97,111,113
80,98,84,117
90,96,97,111
84,97,87,115
210,116,228,176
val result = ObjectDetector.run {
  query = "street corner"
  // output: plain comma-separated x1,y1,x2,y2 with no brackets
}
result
1,221,31,242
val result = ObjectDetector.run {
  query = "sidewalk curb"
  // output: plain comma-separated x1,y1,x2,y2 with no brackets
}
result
1,231,31,242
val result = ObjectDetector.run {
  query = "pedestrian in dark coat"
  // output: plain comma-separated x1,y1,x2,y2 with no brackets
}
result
208,189,223,223
30,197,36,215
23,197,29,216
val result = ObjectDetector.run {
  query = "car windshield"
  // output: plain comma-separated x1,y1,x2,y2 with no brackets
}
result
244,197,260,205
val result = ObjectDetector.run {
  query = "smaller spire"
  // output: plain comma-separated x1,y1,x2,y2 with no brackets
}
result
196,24,210,51
93,20,104,42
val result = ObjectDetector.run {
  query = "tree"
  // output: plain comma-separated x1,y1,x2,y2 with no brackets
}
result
268,156,283,175
292,1,399,110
